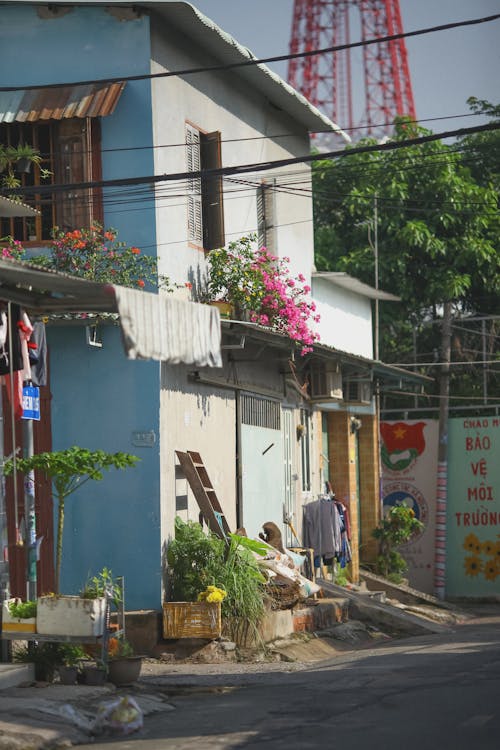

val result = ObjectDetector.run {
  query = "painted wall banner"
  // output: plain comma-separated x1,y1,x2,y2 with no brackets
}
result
446,417,500,597
380,420,438,593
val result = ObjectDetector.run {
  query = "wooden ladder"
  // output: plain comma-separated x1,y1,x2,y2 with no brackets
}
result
175,450,231,540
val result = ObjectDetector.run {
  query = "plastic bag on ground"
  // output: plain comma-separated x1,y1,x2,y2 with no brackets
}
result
94,695,143,735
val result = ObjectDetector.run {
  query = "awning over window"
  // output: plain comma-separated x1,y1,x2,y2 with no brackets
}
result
0,81,126,123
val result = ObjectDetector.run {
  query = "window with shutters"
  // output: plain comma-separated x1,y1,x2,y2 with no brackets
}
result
0,119,102,243
256,179,276,252
186,123,225,251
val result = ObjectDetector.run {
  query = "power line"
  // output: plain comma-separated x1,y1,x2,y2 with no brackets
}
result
3,122,499,200
2,13,499,93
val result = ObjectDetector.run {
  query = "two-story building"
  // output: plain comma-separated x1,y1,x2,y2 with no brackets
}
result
0,1,428,609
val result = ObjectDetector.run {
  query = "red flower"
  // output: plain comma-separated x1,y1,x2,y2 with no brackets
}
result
131,247,141,255
137,279,145,288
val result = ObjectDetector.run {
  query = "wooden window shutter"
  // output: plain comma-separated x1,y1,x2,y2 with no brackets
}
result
55,118,100,230
256,179,276,253
200,131,225,251
186,125,202,244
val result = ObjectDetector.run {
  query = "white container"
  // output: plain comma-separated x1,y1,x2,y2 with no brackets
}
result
1,598,36,634
37,595,106,637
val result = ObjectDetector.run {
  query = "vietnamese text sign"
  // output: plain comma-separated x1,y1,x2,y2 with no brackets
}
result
446,417,500,597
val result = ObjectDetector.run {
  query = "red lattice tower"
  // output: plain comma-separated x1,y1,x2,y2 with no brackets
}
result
288,0,416,140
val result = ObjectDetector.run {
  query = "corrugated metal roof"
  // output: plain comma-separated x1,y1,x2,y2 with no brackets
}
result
312,272,401,302
0,196,40,217
0,82,126,123
151,2,350,141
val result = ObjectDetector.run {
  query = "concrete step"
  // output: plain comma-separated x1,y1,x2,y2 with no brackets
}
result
0,663,34,690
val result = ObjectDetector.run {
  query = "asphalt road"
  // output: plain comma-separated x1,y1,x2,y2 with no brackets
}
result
89,615,500,749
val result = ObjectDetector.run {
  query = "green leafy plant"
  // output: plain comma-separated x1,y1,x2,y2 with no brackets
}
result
80,567,122,609
4,447,140,594
58,643,87,667
372,504,424,581
8,600,37,619
167,517,267,642
13,642,85,681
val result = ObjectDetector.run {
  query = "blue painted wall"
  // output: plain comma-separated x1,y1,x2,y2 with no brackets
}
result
2,5,163,609
48,325,161,610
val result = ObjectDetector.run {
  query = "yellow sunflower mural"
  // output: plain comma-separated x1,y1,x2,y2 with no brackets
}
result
484,559,499,582
463,533,481,554
464,555,482,577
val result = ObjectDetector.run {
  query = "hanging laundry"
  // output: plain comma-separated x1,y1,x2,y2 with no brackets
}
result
334,499,352,568
0,304,25,420
302,495,342,562
0,303,23,376
28,322,47,387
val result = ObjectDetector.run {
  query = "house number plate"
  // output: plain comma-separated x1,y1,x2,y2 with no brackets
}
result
131,430,156,447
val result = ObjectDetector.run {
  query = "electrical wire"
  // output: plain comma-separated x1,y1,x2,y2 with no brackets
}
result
2,13,499,92
3,122,499,200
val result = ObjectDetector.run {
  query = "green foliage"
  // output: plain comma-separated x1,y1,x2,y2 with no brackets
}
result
4,447,139,594
80,567,122,609
0,143,47,193
372,505,424,580
13,642,85,680
4,222,185,292
334,568,349,587
167,518,267,642
312,114,500,409
8,600,37,619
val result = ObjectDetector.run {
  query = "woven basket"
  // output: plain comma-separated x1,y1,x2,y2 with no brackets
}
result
163,601,222,639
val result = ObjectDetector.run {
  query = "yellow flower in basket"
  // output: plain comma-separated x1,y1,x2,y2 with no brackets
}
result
197,585,227,603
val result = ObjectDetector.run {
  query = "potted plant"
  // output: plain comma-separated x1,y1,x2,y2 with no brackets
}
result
13,641,71,683
107,637,142,686
0,143,50,192
165,517,267,644
57,644,86,685
1,598,37,634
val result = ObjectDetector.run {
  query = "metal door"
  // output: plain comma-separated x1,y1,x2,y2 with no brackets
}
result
239,394,284,540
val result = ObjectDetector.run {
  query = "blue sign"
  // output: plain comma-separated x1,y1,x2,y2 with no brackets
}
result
22,386,41,421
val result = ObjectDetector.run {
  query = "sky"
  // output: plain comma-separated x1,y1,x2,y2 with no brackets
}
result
189,0,499,135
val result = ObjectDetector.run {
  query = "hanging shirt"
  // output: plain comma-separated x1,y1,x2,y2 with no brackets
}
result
302,497,342,560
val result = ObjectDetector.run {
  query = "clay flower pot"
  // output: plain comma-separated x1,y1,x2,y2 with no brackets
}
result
107,656,142,687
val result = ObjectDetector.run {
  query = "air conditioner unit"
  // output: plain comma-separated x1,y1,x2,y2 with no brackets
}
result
343,379,372,404
310,365,343,400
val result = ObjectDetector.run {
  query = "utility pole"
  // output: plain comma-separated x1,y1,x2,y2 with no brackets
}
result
434,301,452,600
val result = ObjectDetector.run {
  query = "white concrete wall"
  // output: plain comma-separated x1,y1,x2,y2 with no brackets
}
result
159,363,237,550
312,277,374,358
149,20,315,293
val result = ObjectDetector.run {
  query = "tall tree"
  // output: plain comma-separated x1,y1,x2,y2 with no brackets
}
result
312,118,499,411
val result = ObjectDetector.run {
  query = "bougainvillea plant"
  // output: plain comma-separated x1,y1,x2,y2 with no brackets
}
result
39,224,158,289
207,235,320,355
1,223,184,292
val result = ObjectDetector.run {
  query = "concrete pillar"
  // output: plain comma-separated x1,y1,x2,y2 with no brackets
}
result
327,411,359,583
